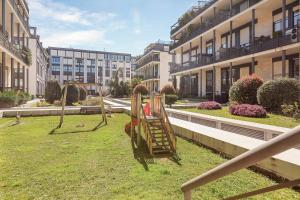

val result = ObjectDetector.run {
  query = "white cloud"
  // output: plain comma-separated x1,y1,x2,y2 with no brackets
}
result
28,0,122,48
44,30,113,48
132,9,141,35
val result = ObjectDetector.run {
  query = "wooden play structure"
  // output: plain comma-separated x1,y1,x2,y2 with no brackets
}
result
57,82,107,129
130,93,176,156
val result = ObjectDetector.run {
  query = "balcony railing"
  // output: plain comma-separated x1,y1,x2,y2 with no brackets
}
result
9,0,29,31
0,30,24,63
170,0,218,35
135,56,160,70
170,33,296,74
142,74,159,81
170,0,262,51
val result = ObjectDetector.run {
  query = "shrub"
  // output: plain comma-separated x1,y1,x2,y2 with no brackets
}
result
229,104,267,118
53,100,62,107
81,97,101,106
133,84,149,95
79,87,87,101
161,84,176,95
197,101,222,110
62,84,79,106
165,94,178,108
257,78,300,112
281,102,300,119
17,91,31,105
45,81,61,104
229,74,263,104
0,91,16,108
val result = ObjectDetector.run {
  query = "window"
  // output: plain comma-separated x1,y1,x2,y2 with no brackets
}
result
206,70,213,95
52,65,60,72
98,66,103,77
75,66,84,73
52,57,60,64
206,42,213,55
293,10,300,27
105,69,110,77
87,66,95,73
63,65,72,72
125,56,131,62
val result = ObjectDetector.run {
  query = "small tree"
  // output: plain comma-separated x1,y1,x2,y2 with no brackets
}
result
161,84,178,107
133,84,149,95
79,86,87,101
120,81,131,97
62,84,79,106
131,78,142,91
45,80,61,104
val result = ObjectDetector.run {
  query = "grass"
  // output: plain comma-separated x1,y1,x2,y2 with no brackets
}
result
180,107,300,128
0,114,299,199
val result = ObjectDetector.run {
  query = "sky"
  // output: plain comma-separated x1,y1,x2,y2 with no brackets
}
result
28,0,197,56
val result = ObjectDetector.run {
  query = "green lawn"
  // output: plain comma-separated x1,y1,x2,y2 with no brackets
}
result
180,107,300,128
0,115,299,199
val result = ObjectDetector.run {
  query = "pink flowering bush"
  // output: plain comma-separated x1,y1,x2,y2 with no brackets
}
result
197,101,222,110
229,104,267,118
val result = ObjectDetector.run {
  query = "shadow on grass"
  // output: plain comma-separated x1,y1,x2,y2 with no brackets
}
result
49,120,107,135
127,132,181,170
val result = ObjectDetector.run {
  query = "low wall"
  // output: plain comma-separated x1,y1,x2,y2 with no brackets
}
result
170,117,300,180
166,109,291,141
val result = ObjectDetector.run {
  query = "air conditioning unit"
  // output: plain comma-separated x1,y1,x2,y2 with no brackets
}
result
291,28,298,42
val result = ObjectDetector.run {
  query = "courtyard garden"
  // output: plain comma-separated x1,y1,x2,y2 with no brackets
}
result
0,114,300,199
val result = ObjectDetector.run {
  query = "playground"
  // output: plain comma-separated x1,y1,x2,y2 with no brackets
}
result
1,114,300,199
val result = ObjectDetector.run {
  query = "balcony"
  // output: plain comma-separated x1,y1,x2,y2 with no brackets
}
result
10,0,29,31
170,0,262,51
170,0,217,36
170,33,296,74
142,74,159,81
136,41,171,62
135,55,160,70
0,30,25,63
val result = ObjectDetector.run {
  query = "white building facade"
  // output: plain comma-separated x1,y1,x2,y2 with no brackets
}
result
134,41,173,93
28,27,48,97
170,0,300,101
48,47,132,94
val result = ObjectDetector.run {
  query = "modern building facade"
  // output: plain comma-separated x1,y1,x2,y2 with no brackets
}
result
48,47,132,95
170,0,300,101
0,0,31,93
28,27,48,97
134,41,172,93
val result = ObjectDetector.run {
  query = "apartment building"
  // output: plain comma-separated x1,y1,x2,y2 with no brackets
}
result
0,0,31,93
48,47,132,95
134,41,172,93
170,0,300,101
28,27,48,97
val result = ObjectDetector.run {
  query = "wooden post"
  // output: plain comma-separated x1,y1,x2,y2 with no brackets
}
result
130,95,134,139
58,83,68,128
99,87,107,125
184,191,192,200
162,93,166,106
150,92,154,114
137,93,141,147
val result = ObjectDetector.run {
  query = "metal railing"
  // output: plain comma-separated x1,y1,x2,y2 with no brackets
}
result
170,0,261,51
0,30,24,62
170,0,218,35
10,0,29,31
170,33,295,74
135,56,160,70
181,126,300,200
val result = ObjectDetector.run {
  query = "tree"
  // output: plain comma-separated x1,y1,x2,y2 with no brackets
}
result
79,86,87,101
109,69,123,97
131,78,142,91
45,80,61,104
62,84,79,105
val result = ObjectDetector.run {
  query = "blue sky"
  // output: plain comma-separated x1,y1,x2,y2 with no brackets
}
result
28,0,196,56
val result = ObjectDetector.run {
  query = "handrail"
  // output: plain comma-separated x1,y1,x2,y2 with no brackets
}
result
181,125,300,200
140,104,153,155
160,98,177,152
